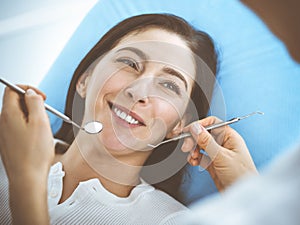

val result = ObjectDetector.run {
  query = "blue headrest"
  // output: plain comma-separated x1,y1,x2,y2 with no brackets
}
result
39,0,300,204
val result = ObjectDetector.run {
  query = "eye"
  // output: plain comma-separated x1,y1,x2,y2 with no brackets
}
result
116,58,139,71
159,81,181,95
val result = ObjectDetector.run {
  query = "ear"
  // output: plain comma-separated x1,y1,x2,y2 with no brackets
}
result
76,72,91,98
166,116,188,139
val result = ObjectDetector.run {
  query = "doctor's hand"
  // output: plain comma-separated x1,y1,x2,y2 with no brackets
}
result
182,116,258,192
0,86,54,181
0,85,53,224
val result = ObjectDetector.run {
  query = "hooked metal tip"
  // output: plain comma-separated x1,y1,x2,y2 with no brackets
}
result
238,111,264,120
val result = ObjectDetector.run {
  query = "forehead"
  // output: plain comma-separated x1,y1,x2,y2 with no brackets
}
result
114,28,197,85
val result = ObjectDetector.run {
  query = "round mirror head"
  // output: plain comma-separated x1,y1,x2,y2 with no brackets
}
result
84,121,103,134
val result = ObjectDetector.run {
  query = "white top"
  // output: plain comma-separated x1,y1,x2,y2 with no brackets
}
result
0,161,187,225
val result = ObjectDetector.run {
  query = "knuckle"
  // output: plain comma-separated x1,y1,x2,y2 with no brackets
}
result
200,116,222,126
27,93,43,101
209,116,222,123
207,116,216,120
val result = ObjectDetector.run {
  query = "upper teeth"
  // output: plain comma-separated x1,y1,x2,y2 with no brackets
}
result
114,108,140,124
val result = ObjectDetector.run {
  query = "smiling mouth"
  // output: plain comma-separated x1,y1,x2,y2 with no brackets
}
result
108,102,145,126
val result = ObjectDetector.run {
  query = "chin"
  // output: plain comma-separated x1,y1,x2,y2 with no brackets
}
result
99,129,148,153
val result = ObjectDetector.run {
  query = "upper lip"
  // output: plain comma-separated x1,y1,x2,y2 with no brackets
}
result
108,101,146,126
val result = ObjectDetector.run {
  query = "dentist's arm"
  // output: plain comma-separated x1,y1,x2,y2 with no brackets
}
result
0,87,54,225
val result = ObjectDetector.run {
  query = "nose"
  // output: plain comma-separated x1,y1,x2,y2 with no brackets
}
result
124,79,151,104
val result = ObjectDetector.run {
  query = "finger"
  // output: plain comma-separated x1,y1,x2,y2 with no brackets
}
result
182,119,211,148
17,84,47,100
181,136,196,152
221,127,247,152
213,126,231,146
187,154,200,166
2,87,20,109
190,148,200,159
1,87,24,122
189,122,221,160
199,116,228,140
199,116,223,127
198,153,212,170
183,116,223,133
192,116,228,146
187,150,209,168
24,89,48,123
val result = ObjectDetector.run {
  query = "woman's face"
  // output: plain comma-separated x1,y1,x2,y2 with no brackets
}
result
78,28,196,152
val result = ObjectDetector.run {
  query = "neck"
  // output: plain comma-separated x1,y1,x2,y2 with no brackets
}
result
54,136,151,202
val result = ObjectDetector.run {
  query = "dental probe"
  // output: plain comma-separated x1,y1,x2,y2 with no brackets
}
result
147,111,264,148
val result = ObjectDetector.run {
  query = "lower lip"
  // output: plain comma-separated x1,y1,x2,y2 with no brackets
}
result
111,109,143,128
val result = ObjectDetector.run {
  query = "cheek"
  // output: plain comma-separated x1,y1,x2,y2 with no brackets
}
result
85,72,128,110
87,57,132,99
154,101,181,130
97,71,133,94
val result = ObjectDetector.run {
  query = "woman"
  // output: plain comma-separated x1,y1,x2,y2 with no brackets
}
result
0,14,257,224
54,13,218,201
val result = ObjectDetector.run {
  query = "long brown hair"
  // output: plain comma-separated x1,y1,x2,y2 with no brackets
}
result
55,13,218,203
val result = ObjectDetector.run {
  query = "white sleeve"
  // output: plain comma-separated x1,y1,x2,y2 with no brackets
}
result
182,144,300,225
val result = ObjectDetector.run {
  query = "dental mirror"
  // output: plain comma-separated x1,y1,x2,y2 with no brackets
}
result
82,121,103,134
0,77,103,134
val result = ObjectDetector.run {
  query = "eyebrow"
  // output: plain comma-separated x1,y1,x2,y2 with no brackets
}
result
162,67,188,90
116,47,147,60
117,47,188,89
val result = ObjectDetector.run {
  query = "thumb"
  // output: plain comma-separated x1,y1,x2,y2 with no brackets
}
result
190,122,221,160
24,89,48,122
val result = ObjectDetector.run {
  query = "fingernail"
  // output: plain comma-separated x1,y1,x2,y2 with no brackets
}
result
191,123,203,135
181,141,191,152
181,141,188,151
26,89,36,96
